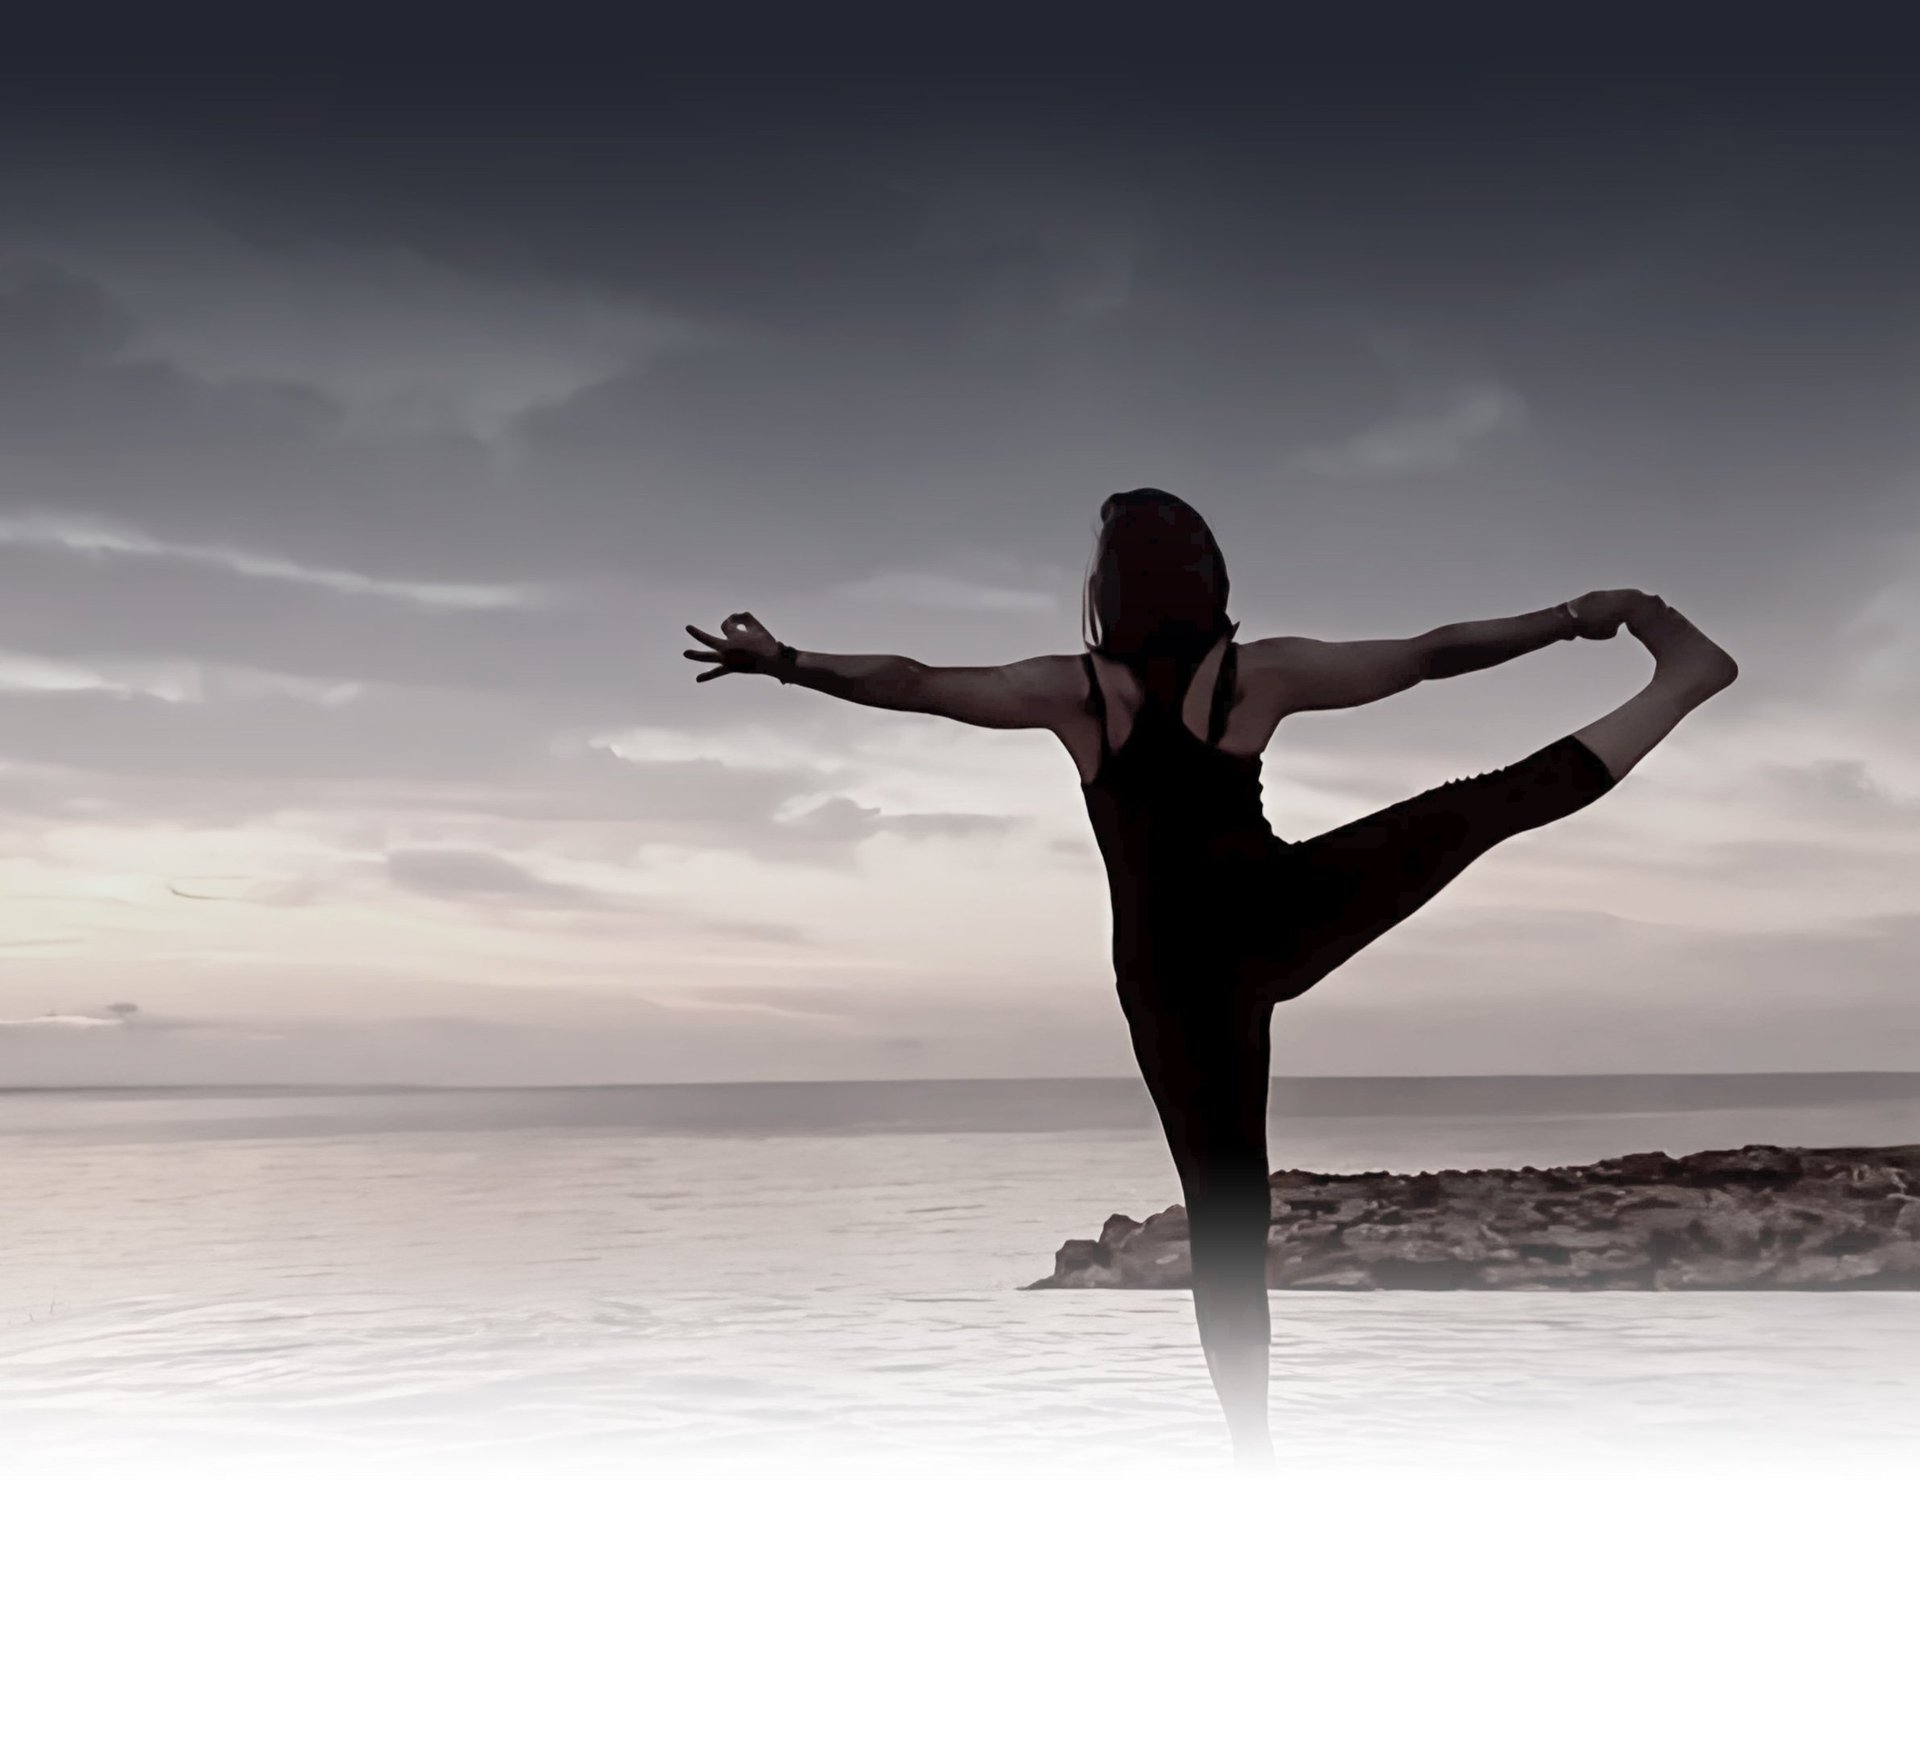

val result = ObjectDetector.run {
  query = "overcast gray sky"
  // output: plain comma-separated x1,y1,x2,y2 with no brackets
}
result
1,26,1916,1083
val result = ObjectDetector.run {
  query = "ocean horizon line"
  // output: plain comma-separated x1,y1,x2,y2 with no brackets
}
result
4,1070,1919,1098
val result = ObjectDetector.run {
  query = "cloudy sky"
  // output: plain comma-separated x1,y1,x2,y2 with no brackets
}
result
1,28,1916,1084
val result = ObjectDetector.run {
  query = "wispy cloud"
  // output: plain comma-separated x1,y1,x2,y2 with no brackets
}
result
0,511,537,611
580,724,844,775
910,170,1140,322
1835,568,1920,699
0,651,199,704
168,877,326,906
385,847,615,910
832,554,1067,615
1759,757,1919,815
1297,382,1528,479
833,571,1059,613
641,990,853,1025
773,795,1018,843
10,216,727,440
0,650,362,707
0,1001,138,1030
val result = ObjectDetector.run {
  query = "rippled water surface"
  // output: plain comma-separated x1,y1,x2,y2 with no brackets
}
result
3,1075,1917,1471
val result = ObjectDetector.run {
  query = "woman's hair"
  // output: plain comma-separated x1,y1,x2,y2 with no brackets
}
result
1080,488,1237,671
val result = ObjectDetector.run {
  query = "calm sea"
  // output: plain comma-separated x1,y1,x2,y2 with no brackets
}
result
2,1072,1917,1473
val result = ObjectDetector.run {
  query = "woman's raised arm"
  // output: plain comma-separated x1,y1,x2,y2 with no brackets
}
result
1419,589,1655,680
1244,590,1654,715
1245,632,1435,713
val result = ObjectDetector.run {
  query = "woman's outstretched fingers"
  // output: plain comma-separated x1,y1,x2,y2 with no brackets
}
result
684,614,784,681
682,627,731,683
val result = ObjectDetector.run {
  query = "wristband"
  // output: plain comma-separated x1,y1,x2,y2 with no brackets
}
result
1553,600,1580,638
771,642,799,682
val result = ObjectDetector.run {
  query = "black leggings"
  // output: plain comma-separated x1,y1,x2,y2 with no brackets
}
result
1117,733,1617,1314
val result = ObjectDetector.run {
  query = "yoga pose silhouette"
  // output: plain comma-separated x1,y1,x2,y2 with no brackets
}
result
684,487,1738,1467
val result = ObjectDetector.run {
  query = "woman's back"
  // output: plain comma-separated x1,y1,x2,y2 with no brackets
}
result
1079,633,1289,981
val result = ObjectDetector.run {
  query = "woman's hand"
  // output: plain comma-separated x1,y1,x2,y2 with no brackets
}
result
1564,589,1663,640
683,612,782,682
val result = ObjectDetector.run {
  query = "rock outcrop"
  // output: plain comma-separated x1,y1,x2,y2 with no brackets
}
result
1025,1143,1920,1290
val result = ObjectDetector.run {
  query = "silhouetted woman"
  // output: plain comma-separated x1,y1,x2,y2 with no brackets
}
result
684,488,1738,1467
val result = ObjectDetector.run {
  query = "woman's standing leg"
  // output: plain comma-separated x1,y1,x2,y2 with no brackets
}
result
1119,977,1277,1468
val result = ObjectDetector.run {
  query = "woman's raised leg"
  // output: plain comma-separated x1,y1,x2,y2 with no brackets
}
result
1263,732,1619,1004
1259,600,1736,1005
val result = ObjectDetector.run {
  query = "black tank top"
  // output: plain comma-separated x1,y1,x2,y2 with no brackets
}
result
1080,637,1290,982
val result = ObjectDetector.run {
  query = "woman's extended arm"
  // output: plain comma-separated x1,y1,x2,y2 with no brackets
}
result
760,647,922,708
778,652,1073,727
682,612,1073,728
1420,589,1656,679
1251,590,1652,713
1419,605,1579,679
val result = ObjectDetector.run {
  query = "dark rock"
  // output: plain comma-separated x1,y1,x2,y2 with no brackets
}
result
1052,1238,1111,1276
1022,1143,1920,1291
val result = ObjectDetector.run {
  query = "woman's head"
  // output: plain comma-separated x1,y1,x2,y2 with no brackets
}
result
1081,487,1236,662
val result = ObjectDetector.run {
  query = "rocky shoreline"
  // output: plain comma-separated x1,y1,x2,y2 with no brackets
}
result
1025,1144,1920,1290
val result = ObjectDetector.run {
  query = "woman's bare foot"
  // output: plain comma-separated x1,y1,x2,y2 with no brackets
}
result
1571,598,1740,782
1628,600,1739,701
